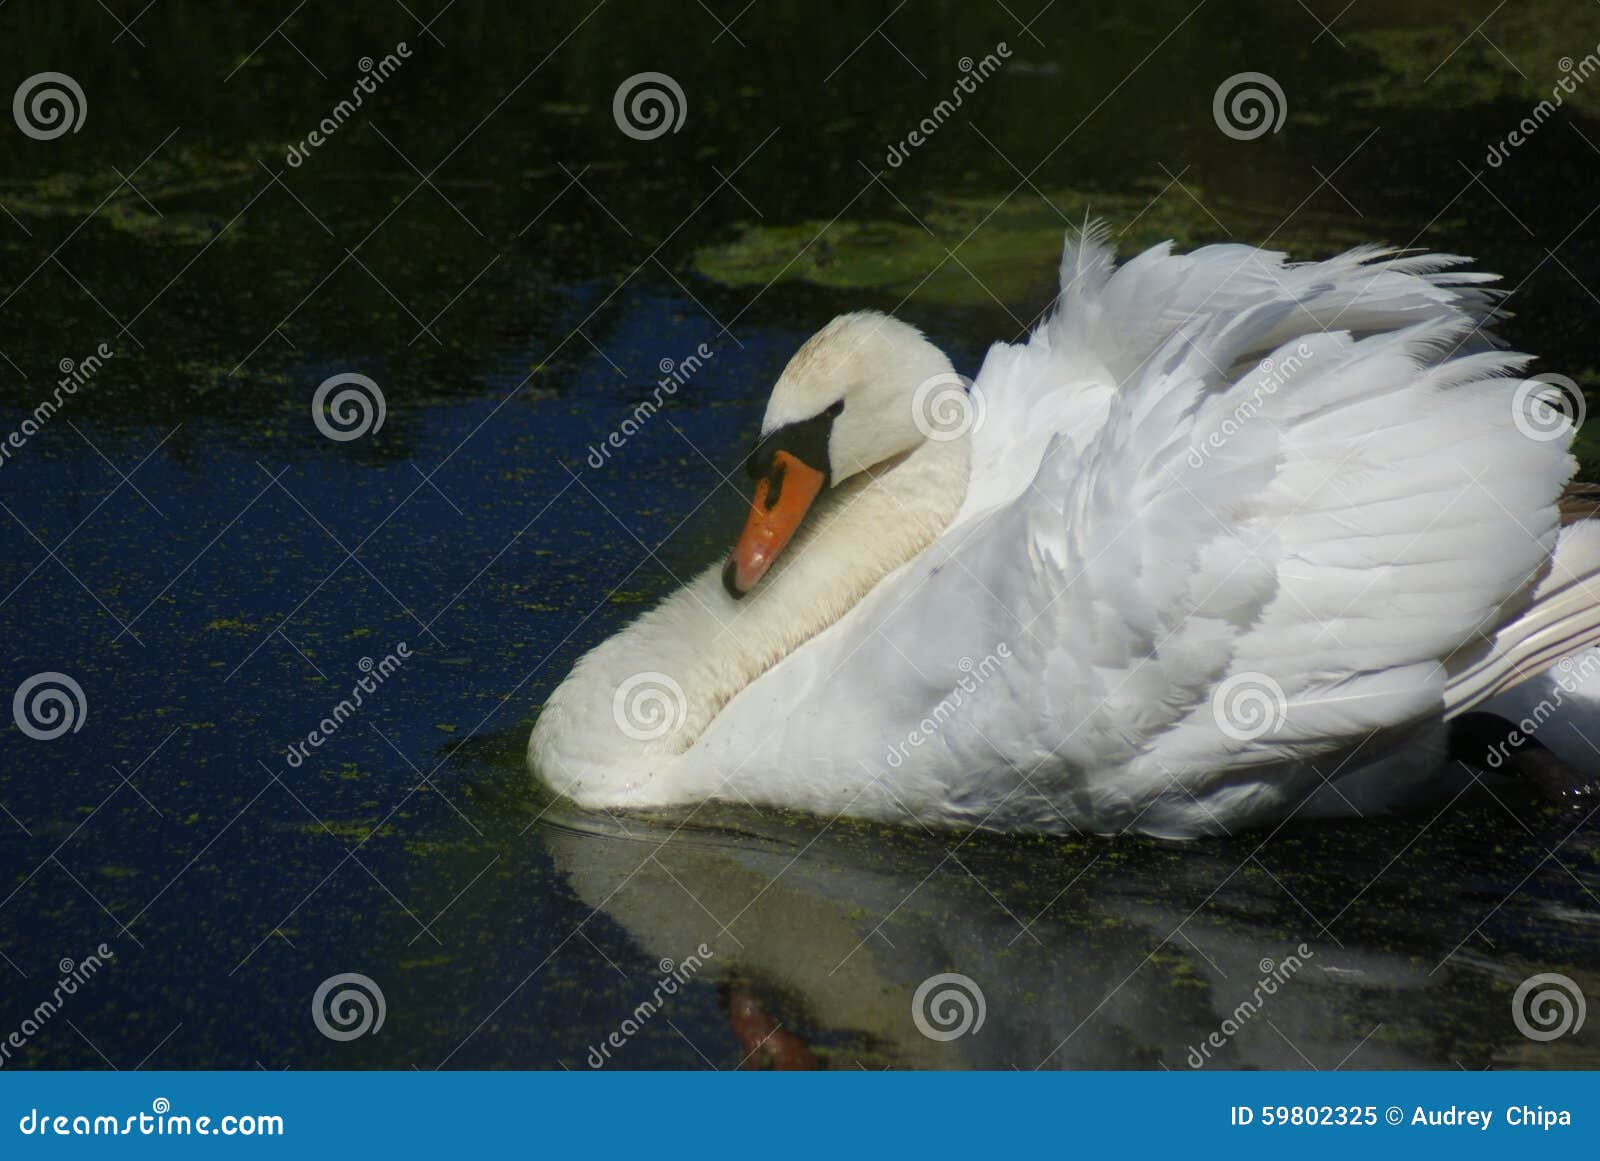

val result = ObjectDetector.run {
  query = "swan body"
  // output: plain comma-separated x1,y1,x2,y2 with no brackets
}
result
531,229,1600,837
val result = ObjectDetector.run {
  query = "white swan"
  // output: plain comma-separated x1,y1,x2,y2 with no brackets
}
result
530,227,1600,837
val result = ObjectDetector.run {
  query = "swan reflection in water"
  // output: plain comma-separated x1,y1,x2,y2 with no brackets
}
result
528,791,1598,1070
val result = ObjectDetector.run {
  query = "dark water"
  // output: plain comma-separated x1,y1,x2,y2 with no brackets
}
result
1,1,1598,1069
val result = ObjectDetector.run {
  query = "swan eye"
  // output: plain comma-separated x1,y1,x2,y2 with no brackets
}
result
743,400,843,484
744,447,773,480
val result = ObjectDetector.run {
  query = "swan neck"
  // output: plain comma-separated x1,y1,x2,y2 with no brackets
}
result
530,433,971,796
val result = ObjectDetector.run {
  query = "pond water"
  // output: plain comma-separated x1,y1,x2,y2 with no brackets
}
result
1,1,1597,1069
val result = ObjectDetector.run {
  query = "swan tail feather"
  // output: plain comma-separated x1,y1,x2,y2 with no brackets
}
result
1445,515,1600,716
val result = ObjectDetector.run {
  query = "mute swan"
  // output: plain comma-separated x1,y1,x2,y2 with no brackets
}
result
530,227,1600,837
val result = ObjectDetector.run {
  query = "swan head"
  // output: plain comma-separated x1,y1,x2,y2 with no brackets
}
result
723,310,961,598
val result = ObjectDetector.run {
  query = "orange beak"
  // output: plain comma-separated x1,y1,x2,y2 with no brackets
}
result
723,449,827,599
